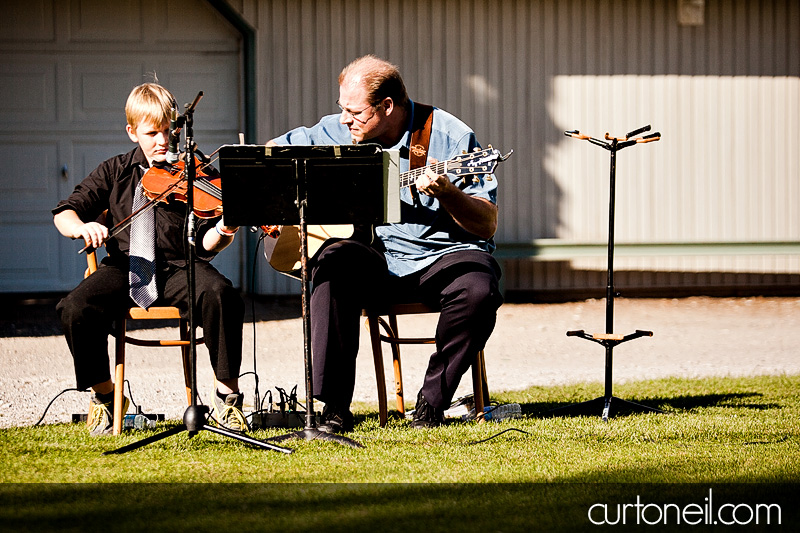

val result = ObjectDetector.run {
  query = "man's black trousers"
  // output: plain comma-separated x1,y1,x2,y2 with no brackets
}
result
310,239,503,411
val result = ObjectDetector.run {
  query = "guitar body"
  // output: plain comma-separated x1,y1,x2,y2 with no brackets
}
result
264,224,355,275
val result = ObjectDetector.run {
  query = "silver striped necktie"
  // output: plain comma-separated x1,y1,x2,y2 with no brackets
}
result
129,179,158,309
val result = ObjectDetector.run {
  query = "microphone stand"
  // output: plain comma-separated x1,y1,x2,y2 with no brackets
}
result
104,92,291,455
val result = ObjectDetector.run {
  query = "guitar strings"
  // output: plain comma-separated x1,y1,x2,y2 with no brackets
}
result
398,148,493,188
399,160,447,187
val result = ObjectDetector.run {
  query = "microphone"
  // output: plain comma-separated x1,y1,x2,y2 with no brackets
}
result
166,105,181,164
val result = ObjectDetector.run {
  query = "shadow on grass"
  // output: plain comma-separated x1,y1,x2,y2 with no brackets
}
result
1,482,796,532
523,391,781,419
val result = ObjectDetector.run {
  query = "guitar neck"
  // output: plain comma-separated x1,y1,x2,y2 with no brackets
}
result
399,160,449,189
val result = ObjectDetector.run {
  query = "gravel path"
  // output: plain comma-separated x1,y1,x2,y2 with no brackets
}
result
1,296,798,428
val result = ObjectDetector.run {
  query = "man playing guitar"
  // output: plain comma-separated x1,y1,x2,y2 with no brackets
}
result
266,55,504,433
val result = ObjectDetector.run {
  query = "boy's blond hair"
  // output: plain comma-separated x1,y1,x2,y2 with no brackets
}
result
125,83,174,128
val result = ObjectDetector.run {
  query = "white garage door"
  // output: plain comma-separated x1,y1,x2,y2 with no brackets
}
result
0,0,244,292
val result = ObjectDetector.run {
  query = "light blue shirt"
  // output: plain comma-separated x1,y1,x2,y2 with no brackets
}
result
271,101,498,276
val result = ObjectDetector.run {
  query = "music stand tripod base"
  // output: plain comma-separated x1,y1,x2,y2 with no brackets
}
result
265,427,363,449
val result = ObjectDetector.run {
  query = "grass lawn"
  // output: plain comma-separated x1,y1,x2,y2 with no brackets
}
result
1,374,798,531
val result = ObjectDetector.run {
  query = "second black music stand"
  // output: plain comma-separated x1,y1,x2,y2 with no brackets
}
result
220,143,394,448
547,125,665,422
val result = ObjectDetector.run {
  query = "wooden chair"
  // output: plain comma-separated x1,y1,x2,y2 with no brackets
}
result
362,302,489,427
84,250,202,435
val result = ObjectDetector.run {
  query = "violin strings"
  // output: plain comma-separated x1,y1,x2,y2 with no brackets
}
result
195,177,222,199
96,158,220,251
171,156,222,199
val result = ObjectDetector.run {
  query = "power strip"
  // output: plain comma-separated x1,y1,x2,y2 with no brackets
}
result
72,413,165,423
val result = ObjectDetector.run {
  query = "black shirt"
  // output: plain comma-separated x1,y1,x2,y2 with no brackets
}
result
53,146,218,268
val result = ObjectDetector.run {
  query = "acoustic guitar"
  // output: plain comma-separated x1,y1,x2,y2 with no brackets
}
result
263,146,512,275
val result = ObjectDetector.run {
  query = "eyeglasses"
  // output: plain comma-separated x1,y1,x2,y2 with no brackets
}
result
336,100,376,123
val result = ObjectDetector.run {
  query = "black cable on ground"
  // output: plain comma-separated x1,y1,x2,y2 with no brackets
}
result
243,230,268,412
124,379,139,412
34,387,87,426
468,427,531,445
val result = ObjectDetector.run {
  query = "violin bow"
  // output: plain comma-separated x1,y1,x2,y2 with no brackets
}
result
78,176,187,255
78,145,223,255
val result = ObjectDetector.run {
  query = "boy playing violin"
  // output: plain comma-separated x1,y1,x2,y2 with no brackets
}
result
53,83,248,435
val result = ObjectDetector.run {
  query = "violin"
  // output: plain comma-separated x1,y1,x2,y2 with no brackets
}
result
78,152,280,254
142,157,280,237
141,156,223,218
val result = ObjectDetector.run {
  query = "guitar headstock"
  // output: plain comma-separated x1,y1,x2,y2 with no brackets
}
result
446,146,513,179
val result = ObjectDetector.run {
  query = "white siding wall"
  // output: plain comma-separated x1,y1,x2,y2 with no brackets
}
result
233,0,800,296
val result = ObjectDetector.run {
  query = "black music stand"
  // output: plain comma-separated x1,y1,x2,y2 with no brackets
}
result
547,125,665,422
104,94,292,455
220,143,392,448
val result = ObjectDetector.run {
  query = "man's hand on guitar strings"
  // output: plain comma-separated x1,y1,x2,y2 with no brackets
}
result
416,159,455,198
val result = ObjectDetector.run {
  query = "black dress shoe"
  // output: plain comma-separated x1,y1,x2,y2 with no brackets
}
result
318,404,354,434
410,391,444,429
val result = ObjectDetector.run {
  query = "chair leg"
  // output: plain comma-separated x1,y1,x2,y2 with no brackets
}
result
479,350,490,405
367,314,389,428
179,319,193,405
113,319,127,436
388,314,405,413
472,350,488,423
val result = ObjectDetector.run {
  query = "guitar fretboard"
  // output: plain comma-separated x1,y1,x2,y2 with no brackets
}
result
399,161,448,188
